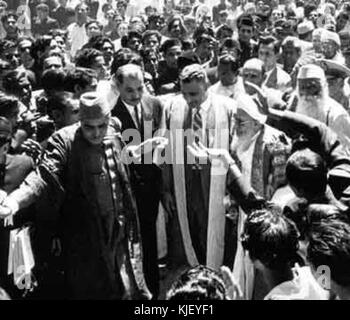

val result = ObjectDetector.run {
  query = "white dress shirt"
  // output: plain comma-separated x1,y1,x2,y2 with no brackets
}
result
123,100,142,130
67,22,88,58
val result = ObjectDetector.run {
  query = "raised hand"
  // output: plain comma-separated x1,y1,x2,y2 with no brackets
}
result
220,266,243,300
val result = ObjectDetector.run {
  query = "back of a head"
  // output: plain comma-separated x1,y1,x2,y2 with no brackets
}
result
286,148,328,199
307,219,350,289
166,265,227,300
0,92,18,119
42,68,66,93
241,206,300,270
111,48,143,75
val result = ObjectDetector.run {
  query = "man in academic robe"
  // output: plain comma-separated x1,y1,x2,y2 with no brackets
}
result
0,92,151,300
111,64,165,299
160,64,236,273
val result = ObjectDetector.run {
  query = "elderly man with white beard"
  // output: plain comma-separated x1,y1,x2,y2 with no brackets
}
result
230,94,291,300
295,64,350,154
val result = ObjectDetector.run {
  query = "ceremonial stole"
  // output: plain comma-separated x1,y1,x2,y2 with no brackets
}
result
170,95,229,270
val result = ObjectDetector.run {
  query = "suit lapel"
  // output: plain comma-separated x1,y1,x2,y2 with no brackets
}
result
113,98,137,131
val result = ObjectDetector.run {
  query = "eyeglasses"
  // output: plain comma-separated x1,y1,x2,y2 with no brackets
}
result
298,79,322,96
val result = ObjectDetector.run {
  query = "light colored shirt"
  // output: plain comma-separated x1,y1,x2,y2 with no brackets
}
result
67,22,88,58
123,100,142,130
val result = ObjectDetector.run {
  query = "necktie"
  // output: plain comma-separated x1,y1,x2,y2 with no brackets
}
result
134,105,141,130
192,107,203,144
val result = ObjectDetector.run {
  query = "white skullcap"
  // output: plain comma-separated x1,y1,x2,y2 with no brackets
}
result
297,64,326,81
297,20,315,35
79,92,110,120
236,93,267,124
320,29,341,46
242,58,264,72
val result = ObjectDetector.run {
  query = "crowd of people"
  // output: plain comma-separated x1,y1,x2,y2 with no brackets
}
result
0,0,350,301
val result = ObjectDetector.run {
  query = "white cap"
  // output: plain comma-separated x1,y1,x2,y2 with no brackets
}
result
297,21,315,35
242,58,264,72
236,93,267,124
320,29,341,46
297,64,326,81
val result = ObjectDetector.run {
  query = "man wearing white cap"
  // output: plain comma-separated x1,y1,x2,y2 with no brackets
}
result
0,92,152,300
320,29,346,65
295,64,350,153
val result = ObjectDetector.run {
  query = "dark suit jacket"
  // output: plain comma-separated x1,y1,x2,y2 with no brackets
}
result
112,95,165,220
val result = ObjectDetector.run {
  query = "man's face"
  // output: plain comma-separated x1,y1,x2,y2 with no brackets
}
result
242,68,263,89
219,13,228,25
165,45,182,69
218,63,236,86
92,55,107,80
64,99,80,127
87,23,101,39
18,40,33,68
76,4,88,21
59,0,67,6
298,78,323,101
181,79,208,109
198,39,213,59
258,43,276,71
282,46,300,70
321,40,338,59
170,20,182,38
337,14,348,31
272,9,283,21
17,73,32,105
308,10,318,24
4,16,18,35
81,115,110,145
37,8,49,21
149,18,162,31
3,47,21,69
117,74,145,106
43,56,63,71
234,108,257,137
144,35,159,50
102,41,114,63
128,36,141,52
117,2,126,16
238,25,254,43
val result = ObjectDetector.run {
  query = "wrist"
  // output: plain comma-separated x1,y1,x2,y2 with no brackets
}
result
3,197,19,215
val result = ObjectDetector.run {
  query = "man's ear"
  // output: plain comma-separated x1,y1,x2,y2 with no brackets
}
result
51,109,64,123
74,84,82,95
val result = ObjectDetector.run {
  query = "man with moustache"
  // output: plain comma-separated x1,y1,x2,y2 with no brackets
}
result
294,64,350,153
112,64,165,299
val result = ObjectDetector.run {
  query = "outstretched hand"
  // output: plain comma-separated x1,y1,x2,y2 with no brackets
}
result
243,81,270,115
187,141,234,169
123,137,169,163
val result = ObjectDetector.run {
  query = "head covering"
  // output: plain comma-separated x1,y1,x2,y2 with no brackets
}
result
316,59,350,79
0,117,12,139
79,92,110,121
297,64,326,81
320,29,341,46
242,58,264,72
236,94,267,124
297,20,315,35
179,63,207,81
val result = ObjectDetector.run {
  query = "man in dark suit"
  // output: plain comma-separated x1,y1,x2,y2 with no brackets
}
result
32,4,59,37
112,64,165,298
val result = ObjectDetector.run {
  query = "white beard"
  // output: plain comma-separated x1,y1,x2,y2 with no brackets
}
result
296,94,328,124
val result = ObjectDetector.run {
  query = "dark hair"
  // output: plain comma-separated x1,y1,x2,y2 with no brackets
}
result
121,31,142,48
258,35,280,55
304,4,318,19
216,24,234,39
0,92,19,119
148,13,163,25
142,30,162,45
30,35,53,61
36,3,49,12
219,38,242,55
47,91,76,114
75,48,103,68
166,265,227,300
0,40,17,57
241,206,300,270
307,219,350,287
286,148,328,198
41,69,66,93
160,38,182,54
64,67,97,92
85,35,114,52
2,69,28,96
237,13,255,29
110,48,143,75
48,29,68,41
85,20,103,31
218,54,240,74
167,16,187,35
1,11,18,25
193,26,215,45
